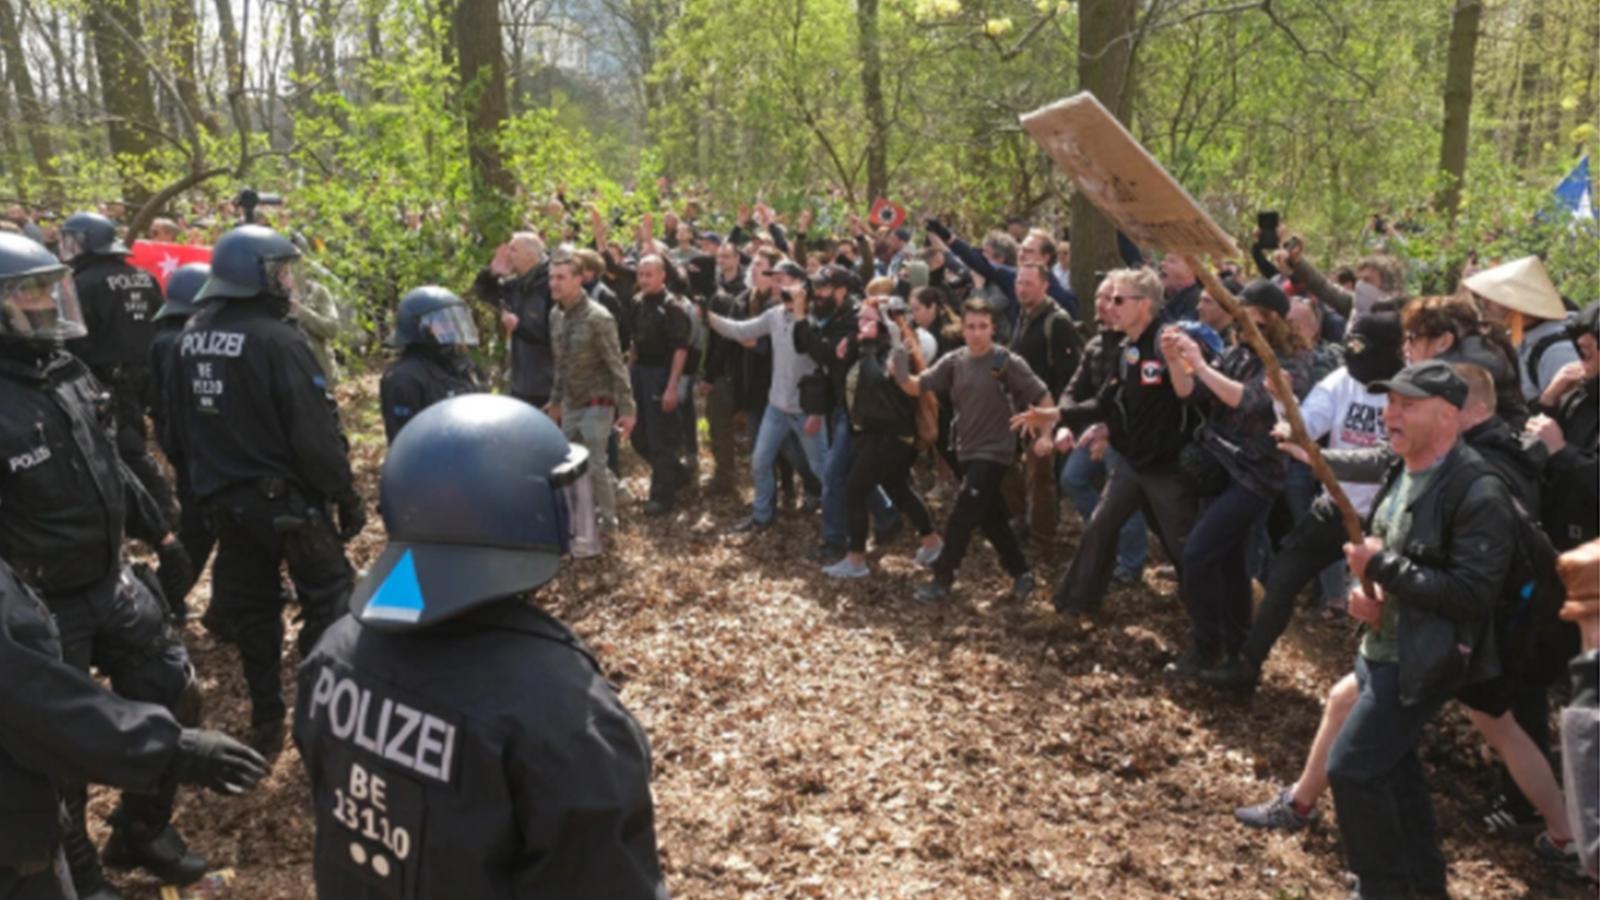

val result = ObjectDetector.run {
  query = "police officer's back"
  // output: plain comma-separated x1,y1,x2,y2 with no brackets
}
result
148,264,212,613
379,286,483,443
168,224,362,756
59,211,176,520
295,395,667,898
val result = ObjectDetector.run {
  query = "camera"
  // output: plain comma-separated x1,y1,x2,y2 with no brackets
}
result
234,188,284,224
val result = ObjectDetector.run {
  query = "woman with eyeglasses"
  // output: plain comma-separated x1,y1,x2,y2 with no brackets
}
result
1400,294,1528,430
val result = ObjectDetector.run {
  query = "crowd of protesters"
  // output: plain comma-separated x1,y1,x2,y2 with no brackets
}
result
3,192,1597,900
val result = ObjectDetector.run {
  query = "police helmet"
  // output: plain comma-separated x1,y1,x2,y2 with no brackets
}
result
155,263,210,322
0,232,88,344
350,395,588,631
391,286,480,349
197,224,301,302
58,211,130,261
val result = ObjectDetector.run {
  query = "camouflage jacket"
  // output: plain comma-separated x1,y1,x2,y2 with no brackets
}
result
550,297,636,419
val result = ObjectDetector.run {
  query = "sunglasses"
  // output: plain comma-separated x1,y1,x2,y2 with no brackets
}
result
1110,294,1148,306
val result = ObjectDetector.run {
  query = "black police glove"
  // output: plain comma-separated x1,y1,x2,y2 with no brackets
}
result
924,218,953,243
171,729,269,795
156,539,194,619
334,492,367,542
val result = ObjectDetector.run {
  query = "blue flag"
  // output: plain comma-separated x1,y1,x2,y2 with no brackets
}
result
1554,154,1593,219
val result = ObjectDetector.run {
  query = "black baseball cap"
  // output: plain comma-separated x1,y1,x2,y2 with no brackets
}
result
809,263,856,291
1368,359,1468,409
774,260,808,282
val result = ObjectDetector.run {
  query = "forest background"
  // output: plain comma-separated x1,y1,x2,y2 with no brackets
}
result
1,0,1595,335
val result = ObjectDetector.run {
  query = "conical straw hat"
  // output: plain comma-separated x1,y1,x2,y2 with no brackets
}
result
1463,255,1566,321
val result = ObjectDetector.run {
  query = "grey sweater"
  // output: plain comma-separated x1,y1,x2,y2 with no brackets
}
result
708,305,816,415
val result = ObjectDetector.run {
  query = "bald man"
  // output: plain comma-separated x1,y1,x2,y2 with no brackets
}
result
474,232,554,406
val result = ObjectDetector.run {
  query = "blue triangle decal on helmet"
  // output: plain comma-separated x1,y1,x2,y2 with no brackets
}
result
363,548,426,624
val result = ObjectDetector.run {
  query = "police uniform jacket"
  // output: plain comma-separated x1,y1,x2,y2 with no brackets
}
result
167,296,353,504
294,601,668,899
0,348,167,593
65,255,162,375
379,349,484,444
0,557,181,866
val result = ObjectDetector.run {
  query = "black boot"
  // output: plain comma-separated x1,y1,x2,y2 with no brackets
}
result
62,806,122,900
103,821,208,886
252,717,286,760
1200,653,1261,692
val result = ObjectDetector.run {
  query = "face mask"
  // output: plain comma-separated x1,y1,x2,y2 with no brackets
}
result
1345,348,1401,385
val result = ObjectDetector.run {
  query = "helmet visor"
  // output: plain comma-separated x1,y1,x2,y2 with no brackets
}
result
1,270,86,341
419,304,479,347
263,254,304,300
57,230,85,263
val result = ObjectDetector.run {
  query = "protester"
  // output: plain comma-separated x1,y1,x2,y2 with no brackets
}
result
893,298,1048,603
1464,255,1580,404
1161,280,1311,677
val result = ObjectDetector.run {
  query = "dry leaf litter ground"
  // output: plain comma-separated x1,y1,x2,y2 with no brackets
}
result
90,375,1591,899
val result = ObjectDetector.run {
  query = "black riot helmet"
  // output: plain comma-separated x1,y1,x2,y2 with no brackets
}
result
58,211,130,262
0,232,88,346
391,286,480,349
155,263,211,322
197,224,302,302
349,395,588,632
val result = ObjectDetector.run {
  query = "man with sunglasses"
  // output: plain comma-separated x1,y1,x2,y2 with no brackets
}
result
1012,268,1201,625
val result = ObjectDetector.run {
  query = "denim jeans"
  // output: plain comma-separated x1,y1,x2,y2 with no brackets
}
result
751,405,828,524
1181,480,1273,658
1328,655,1452,898
747,406,820,501
821,407,896,549
1059,444,1147,576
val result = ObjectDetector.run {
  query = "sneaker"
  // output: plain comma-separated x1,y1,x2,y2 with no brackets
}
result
103,822,208,885
728,515,771,534
1199,655,1261,692
913,540,943,568
1164,646,1220,680
914,580,952,604
1235,788,1318,832
1481,791,1541,833
1533,831,1580,869
806,543,847,565
822,557,870,579
1011,571,1037,601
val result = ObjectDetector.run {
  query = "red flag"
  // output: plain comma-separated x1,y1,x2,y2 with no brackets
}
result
128,240,212,291
868,198,907,231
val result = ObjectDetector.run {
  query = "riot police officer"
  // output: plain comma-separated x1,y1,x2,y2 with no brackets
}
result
379,286,484,443
0,553,269,900
59,211,177,523
0,232,205,898
294,395,668,898
149,264,212,618
167,224,363,757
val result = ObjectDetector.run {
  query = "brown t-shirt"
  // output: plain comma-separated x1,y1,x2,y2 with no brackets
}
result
903,346,1047,465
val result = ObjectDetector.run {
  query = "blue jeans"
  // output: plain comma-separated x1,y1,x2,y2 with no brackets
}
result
821,408,896,549
1059,445,1147,576
1328,656,1452,897
751,406,828,524
747,407,820,499
1181,480,1272,657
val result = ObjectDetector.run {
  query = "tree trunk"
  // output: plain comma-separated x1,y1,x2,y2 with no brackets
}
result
857,0,888,202
169,0,219,135
86,0,161,206
452,0,515,200
1511,6,1545,165
1435,0,1480,225
1070,0,1137,313
0,0,57,186
316,0,338,95
286,0,310,107
212,0,248,139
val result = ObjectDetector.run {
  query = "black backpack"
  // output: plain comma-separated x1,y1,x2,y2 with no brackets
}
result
1436,462,1569,686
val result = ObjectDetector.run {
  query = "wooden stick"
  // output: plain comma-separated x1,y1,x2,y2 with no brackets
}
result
1182,256,1373,595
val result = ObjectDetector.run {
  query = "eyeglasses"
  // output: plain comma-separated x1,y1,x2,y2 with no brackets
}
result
1109,294,1147,306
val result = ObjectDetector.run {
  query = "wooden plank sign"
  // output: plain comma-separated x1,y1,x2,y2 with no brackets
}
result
1019,92,1239,260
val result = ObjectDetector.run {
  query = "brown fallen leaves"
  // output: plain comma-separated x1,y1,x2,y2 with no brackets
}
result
91,376,1587,898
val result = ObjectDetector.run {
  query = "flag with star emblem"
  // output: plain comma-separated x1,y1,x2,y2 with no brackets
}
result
129,240,213,290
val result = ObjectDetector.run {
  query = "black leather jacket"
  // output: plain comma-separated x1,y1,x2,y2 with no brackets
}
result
1363,442,1513,705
